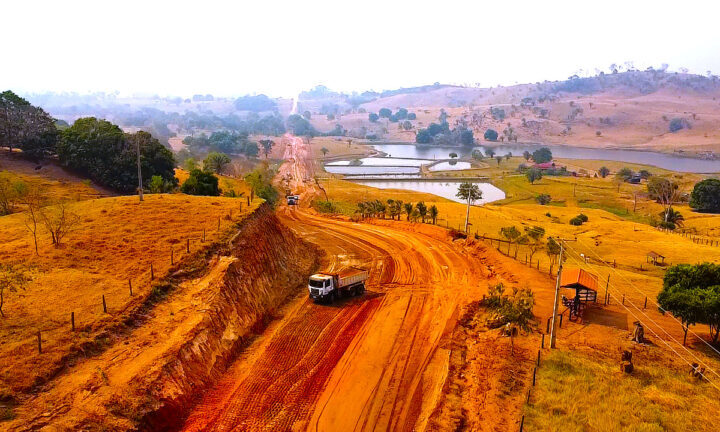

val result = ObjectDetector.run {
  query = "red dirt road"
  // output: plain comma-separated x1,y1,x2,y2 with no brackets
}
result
180,135,489,431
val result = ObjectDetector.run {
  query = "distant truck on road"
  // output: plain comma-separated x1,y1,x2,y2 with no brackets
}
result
308,268,368,303
286,194,299,206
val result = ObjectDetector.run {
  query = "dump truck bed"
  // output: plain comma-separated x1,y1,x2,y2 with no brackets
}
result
320,268,368,288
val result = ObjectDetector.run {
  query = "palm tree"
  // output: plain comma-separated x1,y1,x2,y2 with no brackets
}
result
403,202,414,221
416,202,428,223
662,208,685,227
429,205,439,224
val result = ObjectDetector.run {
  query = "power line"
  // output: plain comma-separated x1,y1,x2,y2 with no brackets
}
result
573,236,720,359
561,242,720,386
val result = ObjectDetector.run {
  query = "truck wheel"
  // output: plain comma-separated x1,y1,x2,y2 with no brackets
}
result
328,292,336,304
358,284,365,295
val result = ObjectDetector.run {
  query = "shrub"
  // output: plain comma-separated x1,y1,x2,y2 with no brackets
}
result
532,147,553,163
577,213,589,222
536,194,552,205
181,169,220,196
368,113,379,122
669,118,687,132
569,217,584,226
483,283,535,331
313,200,337,213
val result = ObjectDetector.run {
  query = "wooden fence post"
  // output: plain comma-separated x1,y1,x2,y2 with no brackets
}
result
644,296,647,309
203,229,206,242
150,263,154,280
533,367,537,386
128,279,133,296
37,332,42,354
71,312,75,331
102,295,107,313
541,333,545,348
186,238,190,253
519,415,525,432
171,248,174,265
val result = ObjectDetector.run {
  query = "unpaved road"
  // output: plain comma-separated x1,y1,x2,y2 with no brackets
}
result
180,135,488,431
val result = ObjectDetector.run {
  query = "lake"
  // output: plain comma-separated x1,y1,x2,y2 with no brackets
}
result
351,180,506,204
370,143,720,173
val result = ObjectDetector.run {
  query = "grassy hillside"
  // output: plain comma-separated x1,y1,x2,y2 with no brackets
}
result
0,164,258,399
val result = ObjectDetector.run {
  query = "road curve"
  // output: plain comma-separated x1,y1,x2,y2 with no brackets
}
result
179,135,488,431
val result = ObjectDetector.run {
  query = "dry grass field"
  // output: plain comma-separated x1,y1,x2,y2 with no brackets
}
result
0,164,258,401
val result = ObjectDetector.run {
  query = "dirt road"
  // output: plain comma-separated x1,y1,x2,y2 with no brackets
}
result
180,135,489,431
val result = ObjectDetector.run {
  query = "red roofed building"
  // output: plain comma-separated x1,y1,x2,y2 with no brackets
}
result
560,269,599,320
533,162,556,170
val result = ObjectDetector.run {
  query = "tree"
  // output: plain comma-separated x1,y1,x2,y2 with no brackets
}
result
495,156,503,166
484,129,498,141
57,119,176,192
690,179,720,213
598,166,610,178
0,264,31,317
457,182,482,232
546,237,561,265
500,226,522,254
22,186,44,255
379,108,392,118
658,208,684,230
416,129,432,144
183,157,198,172
647,177,681,222
369,113,379,123
523,151,531,161
416,201,428,223
320,147,329,157
519,226,546,262
429,205,439,224
531,147,553,164
403,202,414,221
181,169,220,196
449,152,458,159
148,175,173,193
302,110,312,120
669,118,687,133
485,148,496,158
41,202,80,247
526,167,543,184
460,129,474,145
0,173,26,216
203,152,231,173
407,112,417,120
0,90,58,159
659,263,720,344
402,120,413,131
286,114,317,136
259,139,275,158
244,163,279,205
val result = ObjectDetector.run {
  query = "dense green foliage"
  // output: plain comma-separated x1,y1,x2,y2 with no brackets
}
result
0,90,59,160
484,283,535,331
456,182,482,203
415,121,472,145
484,129,498,141
57,118,176,192
202,152,231,173
368,112,379,122
244,163,279,205
526,167,543,184
180,169,220,196
531,147,553,163
184,131,259,157
690,179,720,213
659,263,720,343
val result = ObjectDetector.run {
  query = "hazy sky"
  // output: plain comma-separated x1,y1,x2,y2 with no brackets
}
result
4,0,720,98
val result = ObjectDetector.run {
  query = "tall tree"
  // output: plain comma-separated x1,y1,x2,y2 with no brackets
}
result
457,182,482,232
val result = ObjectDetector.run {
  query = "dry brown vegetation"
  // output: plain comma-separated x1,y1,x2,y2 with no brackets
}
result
0,172,257,400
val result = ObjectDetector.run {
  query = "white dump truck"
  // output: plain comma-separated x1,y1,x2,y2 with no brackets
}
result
308,268,368,303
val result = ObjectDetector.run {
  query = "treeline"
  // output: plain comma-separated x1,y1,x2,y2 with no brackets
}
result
355,199,439,224
182,132,260,158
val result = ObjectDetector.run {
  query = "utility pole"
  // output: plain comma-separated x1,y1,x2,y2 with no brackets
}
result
549,238,576,348
136,134,143,202
464,193,471,232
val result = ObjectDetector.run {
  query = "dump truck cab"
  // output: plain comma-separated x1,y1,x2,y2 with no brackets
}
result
286,194,299,206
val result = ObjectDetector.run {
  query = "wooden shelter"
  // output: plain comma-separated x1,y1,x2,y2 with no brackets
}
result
560,269,599,321
646,251,665,265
